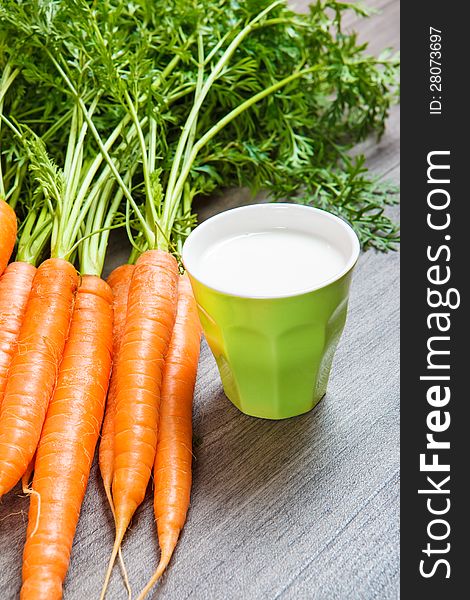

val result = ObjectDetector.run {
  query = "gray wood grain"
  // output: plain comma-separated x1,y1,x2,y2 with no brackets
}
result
0,1,400,598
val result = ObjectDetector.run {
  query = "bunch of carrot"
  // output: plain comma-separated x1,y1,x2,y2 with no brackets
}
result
99,260,201,600
1,46,202,596
1,193,202,600
1,198,201,599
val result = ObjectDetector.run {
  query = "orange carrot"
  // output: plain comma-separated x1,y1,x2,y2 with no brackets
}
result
99,264,135,508
21,275,113,600
0,258,78,497
101,250,179,597
0,198,17,276
0,262,36,409
137,274,201,600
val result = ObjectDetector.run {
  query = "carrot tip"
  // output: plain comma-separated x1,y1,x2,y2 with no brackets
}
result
119,547,132,600
135,542,177,600
21,486,41,539
104,484,115,519
102,485,131,597
100,527,127,600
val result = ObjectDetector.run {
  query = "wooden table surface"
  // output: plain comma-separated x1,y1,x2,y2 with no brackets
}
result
0,1,400,598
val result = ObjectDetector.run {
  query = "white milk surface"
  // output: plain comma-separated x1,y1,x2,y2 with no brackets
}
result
197,227,347,297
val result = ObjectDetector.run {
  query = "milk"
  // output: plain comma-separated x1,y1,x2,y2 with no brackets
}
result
197,227,347,297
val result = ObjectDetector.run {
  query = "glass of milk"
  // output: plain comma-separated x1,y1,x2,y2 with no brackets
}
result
183,203,360,419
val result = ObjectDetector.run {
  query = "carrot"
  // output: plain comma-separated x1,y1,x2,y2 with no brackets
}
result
0,198,17,276
99,264,134,598
137,274,201,599
21,275,113,600
0,262,36,409
100,250,179,598
0,258,78,497
99,263,135,509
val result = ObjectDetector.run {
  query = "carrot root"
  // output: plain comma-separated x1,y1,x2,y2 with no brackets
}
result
102,251,179,595
0,258,78,497
0,262,36,409
99,264,135,599
99,264,134,508
20,275,112,600
136,533,179,600
120,549,132,600
22,488,41,539
137,274,201,599
99,526,127,600
0,199,17,276
21,455,35,494
21,455,40,539
103,481,132,599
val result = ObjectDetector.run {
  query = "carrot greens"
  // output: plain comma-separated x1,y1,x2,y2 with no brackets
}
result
1,0,399,253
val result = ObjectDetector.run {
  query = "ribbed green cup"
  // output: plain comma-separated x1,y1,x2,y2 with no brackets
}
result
183,204,359,420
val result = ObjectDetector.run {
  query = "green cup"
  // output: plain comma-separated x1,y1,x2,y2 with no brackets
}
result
182,204,360,419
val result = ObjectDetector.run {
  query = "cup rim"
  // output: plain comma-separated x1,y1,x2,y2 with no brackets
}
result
182,203,361,299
